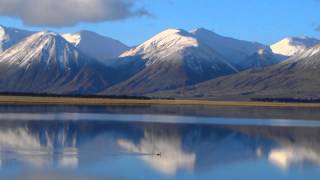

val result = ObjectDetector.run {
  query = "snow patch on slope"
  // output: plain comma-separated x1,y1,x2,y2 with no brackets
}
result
63,32,82,45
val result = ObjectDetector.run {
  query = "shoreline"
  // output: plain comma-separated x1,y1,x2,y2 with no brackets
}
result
0,95,319,108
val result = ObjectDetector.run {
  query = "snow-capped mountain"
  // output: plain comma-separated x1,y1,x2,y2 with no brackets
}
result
103,28,238,95
0,24,318,98
271,37,320,57
190,28,268,69
62,31,129,63
0,32,118,94
0,25,33,53
159,43,320,99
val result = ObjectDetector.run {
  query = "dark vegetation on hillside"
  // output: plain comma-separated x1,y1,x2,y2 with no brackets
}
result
0,92,156,100
252,98,320,103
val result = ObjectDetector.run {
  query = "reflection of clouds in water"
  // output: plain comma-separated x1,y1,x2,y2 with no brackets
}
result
58,148,79,168
0,128,51,167
269,145,320,170
0,128,45,149
118,131,196,176
232,125,320,171
118,125,320,176
0,127,78,168
9,171,111,180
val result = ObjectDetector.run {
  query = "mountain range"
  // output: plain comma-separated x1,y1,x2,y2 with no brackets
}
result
152,44,320,100
0,31,118,94
0,24,319,100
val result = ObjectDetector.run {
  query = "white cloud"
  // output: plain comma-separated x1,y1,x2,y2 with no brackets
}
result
0,0,150,27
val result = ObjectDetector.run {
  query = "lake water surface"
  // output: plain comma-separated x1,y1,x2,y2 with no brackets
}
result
0,105,320,180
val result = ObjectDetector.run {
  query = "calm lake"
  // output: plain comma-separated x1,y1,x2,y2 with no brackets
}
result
0,105,320,180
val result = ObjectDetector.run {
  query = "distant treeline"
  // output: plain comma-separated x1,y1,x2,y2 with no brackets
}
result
0,92,158,100
252,98,320,103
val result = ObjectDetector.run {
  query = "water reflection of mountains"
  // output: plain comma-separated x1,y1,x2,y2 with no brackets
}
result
1,105,320,120
0,120,319,174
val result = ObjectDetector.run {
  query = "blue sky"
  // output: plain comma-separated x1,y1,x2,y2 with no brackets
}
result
0,0,319,46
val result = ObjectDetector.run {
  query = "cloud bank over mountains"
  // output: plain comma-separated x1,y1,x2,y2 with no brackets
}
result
0,0,150,27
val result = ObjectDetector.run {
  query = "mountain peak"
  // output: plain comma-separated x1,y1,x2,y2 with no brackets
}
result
62,30,128,63
32,31,60,38
77,30,108,39
189,28,221,40
190,28,217,36
0,25,33,53
0,30,81,69
79,30,98,35
63,30,107,44
281,37,319,46
157,28,187,35
22,31,71,51
120,28,198,58
189,27,267,69
271,36,320,56
144,28,193,42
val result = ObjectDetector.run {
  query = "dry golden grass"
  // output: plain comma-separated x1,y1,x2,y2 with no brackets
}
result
0,95,319,108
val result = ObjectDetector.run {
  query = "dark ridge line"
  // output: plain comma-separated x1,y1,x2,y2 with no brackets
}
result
0,92,172,100
252,98,320,103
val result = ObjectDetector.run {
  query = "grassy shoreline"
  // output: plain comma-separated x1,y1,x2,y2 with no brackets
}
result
0,95,319,108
